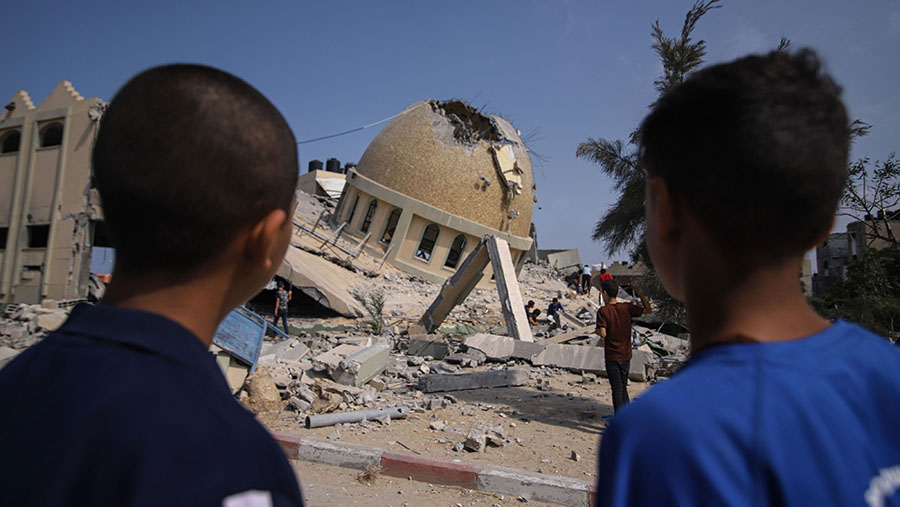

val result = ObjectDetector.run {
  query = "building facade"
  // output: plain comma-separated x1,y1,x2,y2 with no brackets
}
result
812,232,851,296
0,82,103,303
334,100,535,287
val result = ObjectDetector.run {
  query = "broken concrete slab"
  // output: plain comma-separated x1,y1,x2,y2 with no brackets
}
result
531,344,606,373
417,367,530,393
0,346,20,369
530,344,652,381
278,246,365,318
407,337,449,359
331,342,389,387
463,333,544,362
558,311,585,330
259,339,310,363
537,326,595,346
312,343,367,373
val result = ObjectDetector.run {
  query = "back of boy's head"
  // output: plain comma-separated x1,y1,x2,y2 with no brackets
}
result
601,280,618,298
639,49,848,264
93,64,298,273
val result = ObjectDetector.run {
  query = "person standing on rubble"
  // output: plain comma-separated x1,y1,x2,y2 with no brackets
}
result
273,280,292,334
596,50,900,507
0,65,304,505
581,264,593,294
596,279,651,412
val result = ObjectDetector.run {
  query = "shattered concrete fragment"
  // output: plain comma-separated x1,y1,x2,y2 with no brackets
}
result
464,430,486,452
36,311,67,332
312,343,366,373
407,338,449,359
259,339,310,364
331,342,389,387
417,367,530,393
0,347,20,369
464,333,545,362
289,396,311,412
243,368,284,413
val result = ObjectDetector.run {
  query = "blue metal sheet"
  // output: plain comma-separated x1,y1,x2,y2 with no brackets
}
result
212,307,266,373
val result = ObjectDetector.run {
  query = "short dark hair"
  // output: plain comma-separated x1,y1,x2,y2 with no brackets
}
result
93,64,298,272
552,297,558,303
527,300,535,307
601,279,618,298
532,309,541,317
639,49,848,263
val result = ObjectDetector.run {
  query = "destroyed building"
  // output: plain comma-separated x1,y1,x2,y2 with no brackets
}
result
0,82,105,303
333,100,535,288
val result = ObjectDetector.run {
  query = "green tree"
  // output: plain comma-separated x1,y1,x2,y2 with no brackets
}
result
576,0,722,325
812,248,900,341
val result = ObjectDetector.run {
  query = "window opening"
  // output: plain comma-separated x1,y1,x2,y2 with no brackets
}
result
1,131,21,153
360,199,377,233
444,234,467,269
27,225,50,248
40,123,63,147
381,209,401,244
346,194,360,226
415,223,440,262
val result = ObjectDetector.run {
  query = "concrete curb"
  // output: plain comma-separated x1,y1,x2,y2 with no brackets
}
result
272,432,596,506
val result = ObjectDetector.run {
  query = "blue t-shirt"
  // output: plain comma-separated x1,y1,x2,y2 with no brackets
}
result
596,320,900,507
0,304,304,506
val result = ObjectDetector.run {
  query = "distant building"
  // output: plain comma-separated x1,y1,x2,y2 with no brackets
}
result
605,261,648,287
812,232,851,296
334,100,535,288
800,258,813,297
0,82,104,303
846,210,900,257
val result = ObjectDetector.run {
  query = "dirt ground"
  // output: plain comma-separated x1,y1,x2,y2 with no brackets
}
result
264,371,653,481
294,460,557,506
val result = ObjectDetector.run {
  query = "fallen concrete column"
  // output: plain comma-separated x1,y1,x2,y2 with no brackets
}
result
463,333,544,362
312,343,367,373
305,406,410,429
485,236,533,342
418,367,530,393
331,342,389,387
418,238,491,333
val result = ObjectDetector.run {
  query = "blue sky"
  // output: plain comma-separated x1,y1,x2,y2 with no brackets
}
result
4,1,898,268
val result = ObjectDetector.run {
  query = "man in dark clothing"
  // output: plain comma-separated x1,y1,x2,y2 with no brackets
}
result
596,279,651,412
0,65,304,505
547,297,564,329
274,280,291,334
525,300,535,318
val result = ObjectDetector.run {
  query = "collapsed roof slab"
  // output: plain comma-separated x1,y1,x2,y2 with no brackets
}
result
277,246,365,318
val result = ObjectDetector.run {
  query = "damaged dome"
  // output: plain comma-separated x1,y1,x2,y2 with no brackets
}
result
354,99,535,238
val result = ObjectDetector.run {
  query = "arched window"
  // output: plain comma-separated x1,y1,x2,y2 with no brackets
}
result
360,199,378,233
415,223,440,262
444,234,467,269
1,131,21,153
380,208,401,244
346,194,360,226
40,123,63,148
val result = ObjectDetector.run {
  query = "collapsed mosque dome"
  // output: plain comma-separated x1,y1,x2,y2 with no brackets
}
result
354,100,535,238
337,100,536,287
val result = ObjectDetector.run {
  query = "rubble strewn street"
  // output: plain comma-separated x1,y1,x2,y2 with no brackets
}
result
0,188,691,501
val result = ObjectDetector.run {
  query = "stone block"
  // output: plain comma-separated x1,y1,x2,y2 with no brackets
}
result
464,333,544,362
531,344,606,373
331,342,389,387
408,338,449,359
417,367,530,393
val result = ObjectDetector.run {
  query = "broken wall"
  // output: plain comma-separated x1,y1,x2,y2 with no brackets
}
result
0,82,103,303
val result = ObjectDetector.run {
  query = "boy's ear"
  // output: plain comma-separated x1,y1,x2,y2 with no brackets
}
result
244,208,291,272
646,177,682,248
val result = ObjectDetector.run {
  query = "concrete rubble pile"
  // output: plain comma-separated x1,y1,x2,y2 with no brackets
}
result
0,300,72,369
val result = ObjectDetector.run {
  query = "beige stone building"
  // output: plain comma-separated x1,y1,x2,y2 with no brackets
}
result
334,100,535,287
0,82,104,303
